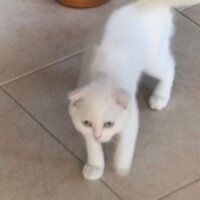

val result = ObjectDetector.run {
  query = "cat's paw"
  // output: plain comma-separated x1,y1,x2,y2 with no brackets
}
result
82,164,104,180
149,94,169,111
114,167,130,176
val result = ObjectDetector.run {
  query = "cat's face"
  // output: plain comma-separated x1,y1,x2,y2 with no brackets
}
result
68,83,130,143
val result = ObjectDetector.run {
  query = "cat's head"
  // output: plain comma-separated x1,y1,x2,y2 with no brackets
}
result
68,82,130,143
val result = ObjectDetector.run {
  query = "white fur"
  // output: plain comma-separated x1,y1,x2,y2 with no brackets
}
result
68,0,200,180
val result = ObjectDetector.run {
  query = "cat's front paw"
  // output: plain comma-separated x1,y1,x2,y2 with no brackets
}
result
82,164,104,180
114,167,130,176
149,94,169,111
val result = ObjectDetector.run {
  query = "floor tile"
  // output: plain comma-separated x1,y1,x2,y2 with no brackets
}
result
0,88,118,200
3,56,87,160
173,14,200,88
182,4,200,25
0,0,130,85
3,12,200,200
161,181,200,200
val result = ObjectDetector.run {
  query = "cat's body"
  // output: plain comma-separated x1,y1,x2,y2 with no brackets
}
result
68,0,200,180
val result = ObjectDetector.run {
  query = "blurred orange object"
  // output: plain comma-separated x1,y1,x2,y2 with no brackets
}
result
56,0,109,8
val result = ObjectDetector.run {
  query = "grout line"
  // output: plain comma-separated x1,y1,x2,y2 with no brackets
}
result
179,4,200,12
0,49,85,87
1,87,84,164
101,179,122,200
156,177,200,200
179,11,200,28
1,87,121,200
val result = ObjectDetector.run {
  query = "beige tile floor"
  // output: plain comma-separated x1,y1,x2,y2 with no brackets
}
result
0,1,200,200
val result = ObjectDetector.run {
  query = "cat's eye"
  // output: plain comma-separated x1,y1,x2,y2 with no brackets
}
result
104,122,114,128
82,120,92,128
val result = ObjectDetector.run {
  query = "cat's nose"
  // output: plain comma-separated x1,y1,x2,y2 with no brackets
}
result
93,133,102,141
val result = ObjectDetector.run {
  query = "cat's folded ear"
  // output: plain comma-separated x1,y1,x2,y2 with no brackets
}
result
68,87,87,106
113,89,130,109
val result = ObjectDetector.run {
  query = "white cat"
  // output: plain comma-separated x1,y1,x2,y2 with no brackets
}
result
68,0,200,180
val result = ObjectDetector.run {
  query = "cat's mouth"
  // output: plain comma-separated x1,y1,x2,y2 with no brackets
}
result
97,133,119,143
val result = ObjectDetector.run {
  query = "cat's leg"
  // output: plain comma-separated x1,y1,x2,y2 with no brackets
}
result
146,49,175,110
83,136,104,180
114,100,139,176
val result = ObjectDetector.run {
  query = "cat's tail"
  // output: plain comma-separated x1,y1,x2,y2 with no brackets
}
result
137,0,200,8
